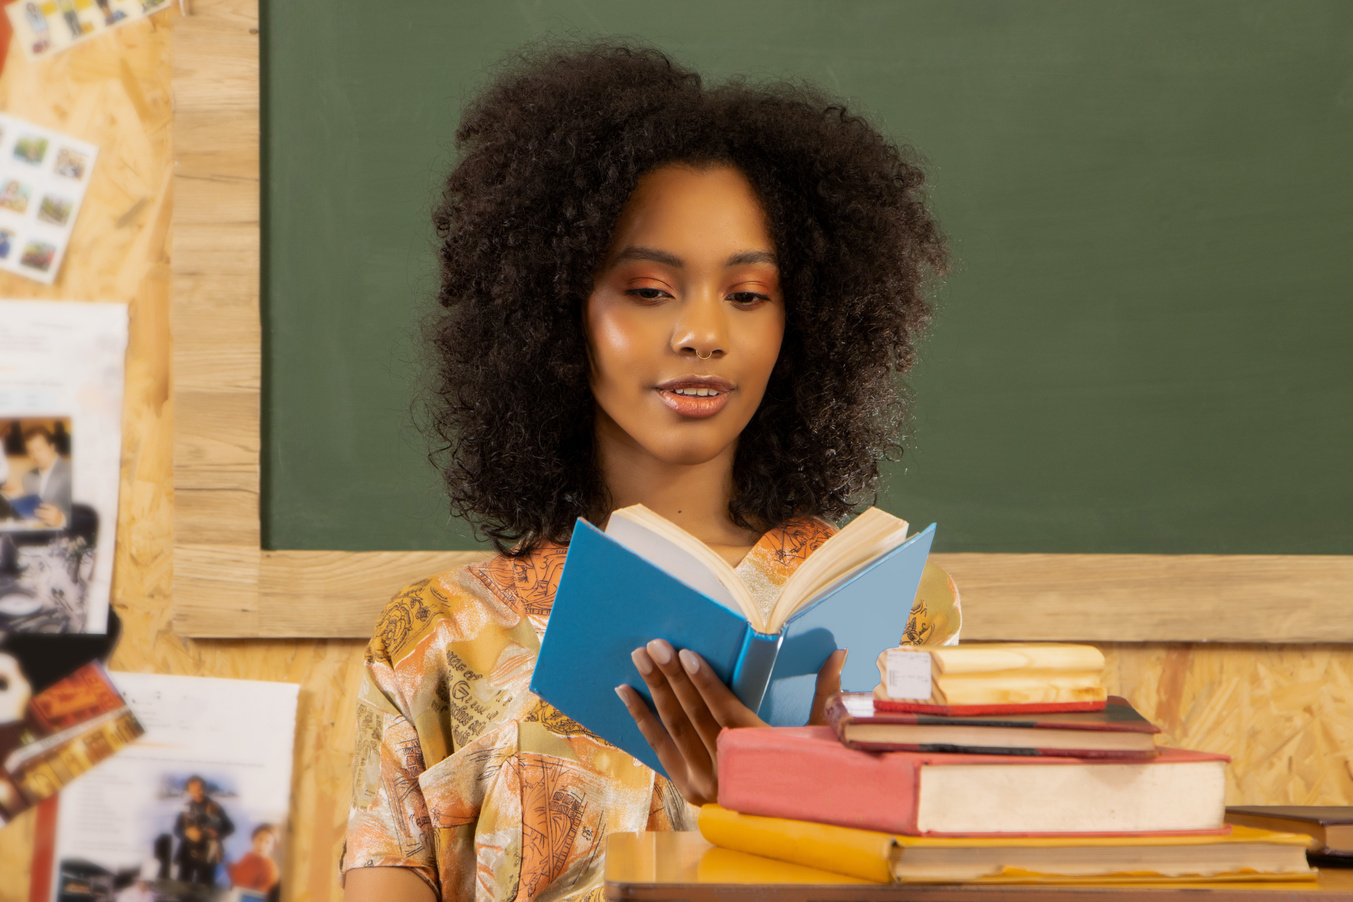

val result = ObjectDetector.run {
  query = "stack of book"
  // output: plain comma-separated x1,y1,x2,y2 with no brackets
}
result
701,643,1316,885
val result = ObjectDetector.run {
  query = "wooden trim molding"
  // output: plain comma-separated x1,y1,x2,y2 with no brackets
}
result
169,0,1353,640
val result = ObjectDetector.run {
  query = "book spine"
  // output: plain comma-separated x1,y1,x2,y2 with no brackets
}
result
732,629,783,717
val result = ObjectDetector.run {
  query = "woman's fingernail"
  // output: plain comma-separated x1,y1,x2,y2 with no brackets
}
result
631,648,654,675
678,648,700,675
615,686,630,704
647,639,673,666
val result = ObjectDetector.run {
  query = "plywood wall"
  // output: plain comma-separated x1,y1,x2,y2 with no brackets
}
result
0,10,1349,902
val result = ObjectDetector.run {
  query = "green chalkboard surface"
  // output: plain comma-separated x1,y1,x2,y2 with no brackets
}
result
263,1,1353,554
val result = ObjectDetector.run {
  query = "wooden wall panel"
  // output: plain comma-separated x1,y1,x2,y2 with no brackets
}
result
1,5,1350,902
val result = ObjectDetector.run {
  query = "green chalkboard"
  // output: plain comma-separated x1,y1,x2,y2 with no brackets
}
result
263,1,1353,554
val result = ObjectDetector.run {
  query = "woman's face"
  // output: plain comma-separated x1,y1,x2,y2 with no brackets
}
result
585,164,785,471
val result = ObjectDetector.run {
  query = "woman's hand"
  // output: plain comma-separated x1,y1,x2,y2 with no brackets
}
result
615,641,846,806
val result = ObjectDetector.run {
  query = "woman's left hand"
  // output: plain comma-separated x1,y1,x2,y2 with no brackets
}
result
615,641,847,806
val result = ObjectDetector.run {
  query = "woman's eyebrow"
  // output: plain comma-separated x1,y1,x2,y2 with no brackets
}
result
726,250,778,267
612,246,683,267
609,247,778,268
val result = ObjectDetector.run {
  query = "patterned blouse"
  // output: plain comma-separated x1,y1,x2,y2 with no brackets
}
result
343,516,960,901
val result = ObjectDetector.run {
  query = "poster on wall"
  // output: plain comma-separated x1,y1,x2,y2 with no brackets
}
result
0,300,128,634
46,673,300,902
6,0,172,62
0,113,98,285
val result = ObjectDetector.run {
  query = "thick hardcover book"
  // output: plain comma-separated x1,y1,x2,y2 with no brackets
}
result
717,725,1230,836
1226,806,1353,857
530,510,935,775
827,692,1158,757
698,804,1314,884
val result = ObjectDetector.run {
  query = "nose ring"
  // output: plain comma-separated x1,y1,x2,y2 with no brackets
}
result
696,350,713,360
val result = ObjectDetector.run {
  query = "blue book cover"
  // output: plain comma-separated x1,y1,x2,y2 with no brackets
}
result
7,494,43,520
529,517,936,776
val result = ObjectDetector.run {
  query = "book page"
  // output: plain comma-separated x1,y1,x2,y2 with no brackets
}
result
605,506,751,621
47,673,299,901
768,508,909,631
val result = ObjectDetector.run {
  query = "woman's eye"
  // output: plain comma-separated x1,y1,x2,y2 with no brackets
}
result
728,291,770,307
625,287,671,301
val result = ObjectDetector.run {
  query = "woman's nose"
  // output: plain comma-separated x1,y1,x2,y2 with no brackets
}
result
671,292,728,360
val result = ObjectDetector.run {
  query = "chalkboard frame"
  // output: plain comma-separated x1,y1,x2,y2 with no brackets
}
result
169,0,1353,640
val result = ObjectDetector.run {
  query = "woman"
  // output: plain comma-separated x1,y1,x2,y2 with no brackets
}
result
344,43,954,902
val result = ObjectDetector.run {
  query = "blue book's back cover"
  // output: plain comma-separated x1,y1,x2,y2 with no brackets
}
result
530,520,751,775
757,523,936,726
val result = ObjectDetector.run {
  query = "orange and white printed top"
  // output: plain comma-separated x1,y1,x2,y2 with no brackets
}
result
342,516,960,901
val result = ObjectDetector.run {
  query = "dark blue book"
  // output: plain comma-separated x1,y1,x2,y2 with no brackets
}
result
530,506,935,776
6,494,43,520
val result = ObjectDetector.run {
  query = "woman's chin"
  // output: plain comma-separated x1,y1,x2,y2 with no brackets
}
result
634,434,740,469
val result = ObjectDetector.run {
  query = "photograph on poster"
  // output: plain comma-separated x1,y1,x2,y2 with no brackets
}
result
0,416,99,632
54,148,87,180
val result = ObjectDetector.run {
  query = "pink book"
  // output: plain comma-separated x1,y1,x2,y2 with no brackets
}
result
716,726,1229,837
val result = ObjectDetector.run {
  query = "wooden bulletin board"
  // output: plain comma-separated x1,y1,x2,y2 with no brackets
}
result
174,0,1353,640
0,6,1349,902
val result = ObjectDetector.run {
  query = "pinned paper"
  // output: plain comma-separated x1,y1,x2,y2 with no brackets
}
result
0,114,98,285
6,0,172,61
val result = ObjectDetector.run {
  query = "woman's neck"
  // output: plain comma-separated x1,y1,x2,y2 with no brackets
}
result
597,441,761,567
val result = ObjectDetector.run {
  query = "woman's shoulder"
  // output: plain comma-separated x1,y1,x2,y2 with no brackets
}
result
742,513,838,571
369,543,569,663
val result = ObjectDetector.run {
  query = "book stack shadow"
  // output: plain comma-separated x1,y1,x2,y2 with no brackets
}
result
700,643,1321,885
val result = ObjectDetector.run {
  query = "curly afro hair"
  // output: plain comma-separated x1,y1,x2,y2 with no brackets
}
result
429,42,947,554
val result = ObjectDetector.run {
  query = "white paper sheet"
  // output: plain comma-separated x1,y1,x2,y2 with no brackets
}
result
50,673,300,902
0,300,128,633
0,114,99,285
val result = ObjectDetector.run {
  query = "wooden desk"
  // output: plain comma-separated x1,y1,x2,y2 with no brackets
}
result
604,833,1353,902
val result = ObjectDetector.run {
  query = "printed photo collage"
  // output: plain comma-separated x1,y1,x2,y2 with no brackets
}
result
6,0,173,62
0,113,98,284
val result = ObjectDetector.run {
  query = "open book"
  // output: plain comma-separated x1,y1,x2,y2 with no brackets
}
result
530,505,935,776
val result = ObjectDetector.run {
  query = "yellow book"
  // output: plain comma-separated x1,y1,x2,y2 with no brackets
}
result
698,805,1317,884
698,803,894,883
875,642,1108,707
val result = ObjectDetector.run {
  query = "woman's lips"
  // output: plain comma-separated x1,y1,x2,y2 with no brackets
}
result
656,376,734,419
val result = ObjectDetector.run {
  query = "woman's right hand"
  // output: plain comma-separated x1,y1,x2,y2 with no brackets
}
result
616,640,846,806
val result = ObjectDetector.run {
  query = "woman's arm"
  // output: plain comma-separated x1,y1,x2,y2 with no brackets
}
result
616,641,846,806
345,866,437,902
